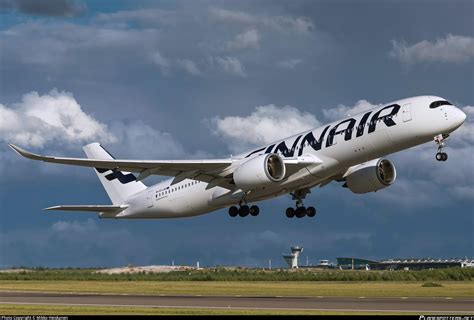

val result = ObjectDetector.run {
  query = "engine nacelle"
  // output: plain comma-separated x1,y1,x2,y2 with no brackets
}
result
345,158,396,194
233,154,286,191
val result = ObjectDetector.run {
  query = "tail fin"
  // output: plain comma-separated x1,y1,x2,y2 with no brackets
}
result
83,143,146,205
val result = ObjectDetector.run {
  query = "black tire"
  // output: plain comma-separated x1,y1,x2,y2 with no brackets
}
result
296,206,306,218
250,205,260,216
442,153,448,161
436,153,443,161
286,207,295,218
306,206,316,217
239,205,250,217
229,206,239,217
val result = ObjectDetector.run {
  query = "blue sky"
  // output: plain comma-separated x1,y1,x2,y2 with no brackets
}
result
0,0,473,268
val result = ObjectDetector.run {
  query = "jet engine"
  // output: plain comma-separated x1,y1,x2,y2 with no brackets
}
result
344,158,396,194
233,154,286,191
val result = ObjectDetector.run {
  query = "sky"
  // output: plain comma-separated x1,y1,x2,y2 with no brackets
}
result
0,0,473,268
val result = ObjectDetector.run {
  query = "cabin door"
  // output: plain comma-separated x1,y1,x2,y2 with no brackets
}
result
402,103,412,122
147,190,154,208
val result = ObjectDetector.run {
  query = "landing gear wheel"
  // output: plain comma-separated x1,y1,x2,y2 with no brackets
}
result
295,206,306,218
286,207,295,218
239,205,250,217
306,206,316,217
228,206,239,217
435,152,448,161
250,205,260,216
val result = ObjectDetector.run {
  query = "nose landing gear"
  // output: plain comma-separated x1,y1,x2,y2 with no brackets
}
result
434,134,449,161
435,152,448,161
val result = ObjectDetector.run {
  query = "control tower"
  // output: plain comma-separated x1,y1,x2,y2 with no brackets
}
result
282,246,303,268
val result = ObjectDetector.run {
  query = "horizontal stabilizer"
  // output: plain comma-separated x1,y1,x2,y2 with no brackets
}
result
44,205,128,213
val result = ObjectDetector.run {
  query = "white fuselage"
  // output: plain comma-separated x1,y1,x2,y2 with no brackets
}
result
113,96,466,219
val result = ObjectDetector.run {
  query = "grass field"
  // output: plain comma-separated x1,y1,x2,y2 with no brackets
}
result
1,280,473,297
2,267,473,282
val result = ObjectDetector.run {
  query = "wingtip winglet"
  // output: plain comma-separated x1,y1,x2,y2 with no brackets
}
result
8,143,41,160
43,206,59,211
8,143,21,155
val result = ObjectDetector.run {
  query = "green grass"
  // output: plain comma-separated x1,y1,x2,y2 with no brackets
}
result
1,280,473,297
0,304,433,315
1,267,473,282
422,282,444,287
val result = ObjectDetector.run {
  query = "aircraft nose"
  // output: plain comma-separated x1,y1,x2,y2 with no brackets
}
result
453,107,467,125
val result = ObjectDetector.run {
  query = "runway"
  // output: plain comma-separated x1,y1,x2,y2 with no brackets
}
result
1,291,473,313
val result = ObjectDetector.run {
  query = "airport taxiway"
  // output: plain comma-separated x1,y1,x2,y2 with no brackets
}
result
1,291,473,313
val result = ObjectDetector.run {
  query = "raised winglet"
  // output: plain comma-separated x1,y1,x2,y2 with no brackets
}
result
8,144,43,160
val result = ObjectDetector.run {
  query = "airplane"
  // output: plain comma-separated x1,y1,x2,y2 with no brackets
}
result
9,95,466,219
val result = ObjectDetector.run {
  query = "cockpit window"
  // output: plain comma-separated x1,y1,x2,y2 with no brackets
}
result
430,100,452,109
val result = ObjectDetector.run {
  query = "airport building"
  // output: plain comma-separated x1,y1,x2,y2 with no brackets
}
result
281,246,473,270
336,257,377,270
337,257,474,270
282,246,303,268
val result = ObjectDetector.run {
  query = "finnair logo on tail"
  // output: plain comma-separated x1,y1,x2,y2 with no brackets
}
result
96,168,137,184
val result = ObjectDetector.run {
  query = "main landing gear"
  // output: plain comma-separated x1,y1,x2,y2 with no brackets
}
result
228,204,260,217
286,189,316,219
434,134,449,161
285,206,316,218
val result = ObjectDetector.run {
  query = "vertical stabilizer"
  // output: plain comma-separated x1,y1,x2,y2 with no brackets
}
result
83,143,146,204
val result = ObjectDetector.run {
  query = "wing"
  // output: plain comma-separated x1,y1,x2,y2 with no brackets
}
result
9,144,323,190
9,143,234,186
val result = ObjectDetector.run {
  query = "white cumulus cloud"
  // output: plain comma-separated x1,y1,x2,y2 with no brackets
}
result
0,89,115,148
0,89,192,176
211,56,246,77
150,50,170,71
209,7,254,24
322,100,381,121
209,104,320,153
209,7,314,34
226,29,260,51
176,59,201,75
390,34,474,64
51,218,98,234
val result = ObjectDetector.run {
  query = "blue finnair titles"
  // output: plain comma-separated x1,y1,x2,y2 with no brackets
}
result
245,104,401,158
